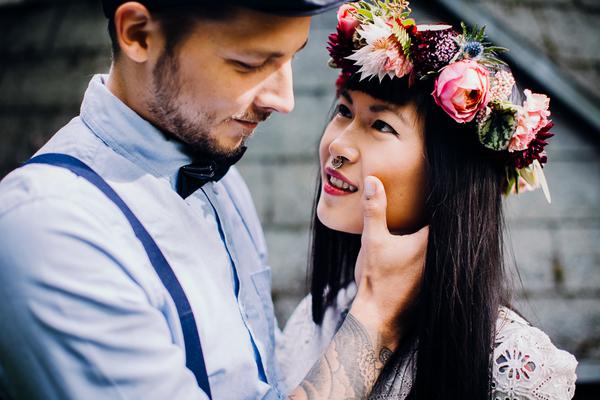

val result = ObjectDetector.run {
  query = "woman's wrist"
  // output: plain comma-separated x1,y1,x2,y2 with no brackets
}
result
348,295,403,351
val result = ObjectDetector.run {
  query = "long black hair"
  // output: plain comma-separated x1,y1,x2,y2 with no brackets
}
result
309,73,511,399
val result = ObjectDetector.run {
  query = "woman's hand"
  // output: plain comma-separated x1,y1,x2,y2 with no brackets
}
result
352,176,428,347
289,176,427,400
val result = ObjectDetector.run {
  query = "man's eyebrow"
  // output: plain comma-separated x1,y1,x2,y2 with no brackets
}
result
246,39,309,59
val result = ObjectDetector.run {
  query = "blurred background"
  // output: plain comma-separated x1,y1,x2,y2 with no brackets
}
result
0,0,598,396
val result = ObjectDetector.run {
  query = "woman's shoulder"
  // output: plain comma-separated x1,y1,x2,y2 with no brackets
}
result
492,306,578,400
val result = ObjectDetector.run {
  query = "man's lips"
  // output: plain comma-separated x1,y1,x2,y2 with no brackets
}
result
233,119,259,130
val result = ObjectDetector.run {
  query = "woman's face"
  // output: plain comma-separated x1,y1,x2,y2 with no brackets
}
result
317,89,427,234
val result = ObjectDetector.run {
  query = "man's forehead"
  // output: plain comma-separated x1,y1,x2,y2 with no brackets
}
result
198,11,311,56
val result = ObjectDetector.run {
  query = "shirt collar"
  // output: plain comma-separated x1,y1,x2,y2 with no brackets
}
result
80,74,192,189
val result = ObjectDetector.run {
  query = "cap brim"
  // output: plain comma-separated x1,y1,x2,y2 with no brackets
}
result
246,1,348,16
103,0,348,18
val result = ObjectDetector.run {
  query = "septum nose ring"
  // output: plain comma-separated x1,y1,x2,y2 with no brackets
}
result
331,156,345,169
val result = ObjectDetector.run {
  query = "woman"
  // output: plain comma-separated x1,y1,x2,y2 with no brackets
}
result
278,1,577,399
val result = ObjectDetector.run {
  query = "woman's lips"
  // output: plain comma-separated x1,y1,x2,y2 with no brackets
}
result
323,167,358,196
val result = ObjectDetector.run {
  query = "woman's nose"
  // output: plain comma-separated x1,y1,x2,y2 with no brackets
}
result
328,133,359,163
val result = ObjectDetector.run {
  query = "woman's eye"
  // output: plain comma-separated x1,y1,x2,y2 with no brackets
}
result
336,104,352,118
372,120,398,135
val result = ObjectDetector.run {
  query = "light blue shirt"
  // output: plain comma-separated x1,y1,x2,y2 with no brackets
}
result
0,75,283,399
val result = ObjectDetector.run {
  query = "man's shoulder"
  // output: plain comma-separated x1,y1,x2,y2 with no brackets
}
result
0,116,111,217
0,147,154,298
0,153,130,248
0,161,130,245
0,161,107,220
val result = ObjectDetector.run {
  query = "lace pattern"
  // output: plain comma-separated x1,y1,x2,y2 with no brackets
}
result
278,290,577,400
492,308,578,400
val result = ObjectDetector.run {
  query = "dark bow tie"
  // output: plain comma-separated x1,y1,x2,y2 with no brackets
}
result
176,147,247,199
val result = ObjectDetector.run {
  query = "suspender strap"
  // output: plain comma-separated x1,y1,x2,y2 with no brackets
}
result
24,153,212,398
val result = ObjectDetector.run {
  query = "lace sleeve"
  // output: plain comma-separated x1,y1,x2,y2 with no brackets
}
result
491,308,578,400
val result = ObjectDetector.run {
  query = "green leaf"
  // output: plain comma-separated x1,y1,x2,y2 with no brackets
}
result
486,46,509,53
504,167,519,196
357,9,373,19
478,101,518,151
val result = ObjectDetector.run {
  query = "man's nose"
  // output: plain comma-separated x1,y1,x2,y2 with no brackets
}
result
254,61,295,114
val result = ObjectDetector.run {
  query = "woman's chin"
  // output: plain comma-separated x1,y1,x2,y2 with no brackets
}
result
317,204,362,234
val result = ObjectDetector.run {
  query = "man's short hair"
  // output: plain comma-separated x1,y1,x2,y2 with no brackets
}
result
107,4,232,58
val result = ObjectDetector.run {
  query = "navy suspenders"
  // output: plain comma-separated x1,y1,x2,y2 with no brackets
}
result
24,153,212,398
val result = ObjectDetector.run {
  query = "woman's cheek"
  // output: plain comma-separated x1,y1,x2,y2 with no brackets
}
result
379,168,427,233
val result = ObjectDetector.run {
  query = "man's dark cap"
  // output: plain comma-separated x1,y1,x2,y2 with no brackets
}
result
102,0,348,18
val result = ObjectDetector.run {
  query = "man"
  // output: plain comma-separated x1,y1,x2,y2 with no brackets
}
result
0,1,427,399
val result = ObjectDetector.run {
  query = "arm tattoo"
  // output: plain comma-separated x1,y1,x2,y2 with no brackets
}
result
379,347,392,365
289,313,392,399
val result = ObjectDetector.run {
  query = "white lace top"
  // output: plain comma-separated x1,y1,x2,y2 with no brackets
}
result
277,285,578,399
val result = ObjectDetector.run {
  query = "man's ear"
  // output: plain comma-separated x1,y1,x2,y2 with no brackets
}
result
113,2,161,63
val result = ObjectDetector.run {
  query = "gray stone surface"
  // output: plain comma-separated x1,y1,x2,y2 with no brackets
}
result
465,0,600,104
0,0,598,376
505,227,556,292
557,228,600,292
270,162,319,227
514,297,600,360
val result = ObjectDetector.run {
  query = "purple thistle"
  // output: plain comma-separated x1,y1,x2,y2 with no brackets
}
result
411,25,459,76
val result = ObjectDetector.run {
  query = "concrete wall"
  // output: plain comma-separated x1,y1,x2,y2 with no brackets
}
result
0,0,598,387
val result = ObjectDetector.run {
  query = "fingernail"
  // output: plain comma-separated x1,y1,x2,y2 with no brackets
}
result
365,178,376,197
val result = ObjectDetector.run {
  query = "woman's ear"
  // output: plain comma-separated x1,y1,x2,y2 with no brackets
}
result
113,2,161,63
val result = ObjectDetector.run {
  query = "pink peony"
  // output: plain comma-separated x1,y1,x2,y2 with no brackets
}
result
432,60,491,123
508,90,551,152
508,122,536,152
336,4,360,38
522,89,551,133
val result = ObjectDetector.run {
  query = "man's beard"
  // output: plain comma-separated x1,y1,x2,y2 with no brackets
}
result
146,49,248,165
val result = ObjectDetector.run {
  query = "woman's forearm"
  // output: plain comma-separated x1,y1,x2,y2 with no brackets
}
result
288,312,394,400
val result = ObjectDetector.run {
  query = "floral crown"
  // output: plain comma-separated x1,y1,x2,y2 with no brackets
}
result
328,0,553,202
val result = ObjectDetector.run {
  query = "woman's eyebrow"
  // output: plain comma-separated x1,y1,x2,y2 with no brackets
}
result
340,90,353,104
370,103,409,125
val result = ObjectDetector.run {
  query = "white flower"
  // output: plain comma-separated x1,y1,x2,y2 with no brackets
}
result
356,16,392,43
515,160,551,203
346,16,412,81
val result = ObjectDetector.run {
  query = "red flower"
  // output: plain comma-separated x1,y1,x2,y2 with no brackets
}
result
337,4,360,38
327,27,358,72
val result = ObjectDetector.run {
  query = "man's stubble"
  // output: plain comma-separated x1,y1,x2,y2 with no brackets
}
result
146,49,247,164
